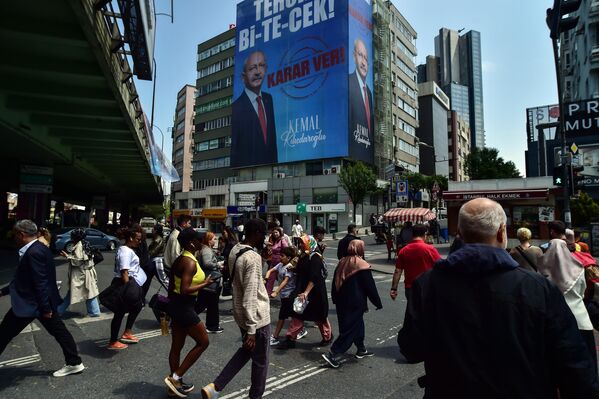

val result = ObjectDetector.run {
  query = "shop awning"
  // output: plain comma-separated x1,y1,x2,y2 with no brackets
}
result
383,207,436,223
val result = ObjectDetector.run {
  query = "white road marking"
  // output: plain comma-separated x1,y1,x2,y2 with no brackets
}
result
19,322,40,334
0,354,41,368
72,312,114,325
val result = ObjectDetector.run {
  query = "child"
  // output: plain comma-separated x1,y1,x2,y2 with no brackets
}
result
266,246,302,346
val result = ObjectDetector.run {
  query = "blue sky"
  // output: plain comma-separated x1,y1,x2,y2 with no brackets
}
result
134,0,557,175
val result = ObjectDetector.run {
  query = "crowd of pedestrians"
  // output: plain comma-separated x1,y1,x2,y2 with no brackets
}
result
3,201,599,397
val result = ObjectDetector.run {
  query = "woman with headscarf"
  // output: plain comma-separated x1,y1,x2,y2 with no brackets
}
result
58,228,100,317
278,235,333,349
265,227,288,295
321,240,382,368
538,238,596,375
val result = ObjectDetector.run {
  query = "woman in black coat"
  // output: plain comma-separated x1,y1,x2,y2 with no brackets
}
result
322,240,382,368
280,235,333,349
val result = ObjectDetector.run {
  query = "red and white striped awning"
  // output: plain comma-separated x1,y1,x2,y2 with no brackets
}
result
383,207,436,223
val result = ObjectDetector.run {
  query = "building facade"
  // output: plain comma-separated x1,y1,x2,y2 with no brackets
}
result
173,2,421,233
374,0,420,173
171,85,196,194
448,110,470,181
561,0,599,103
417,81,450,177
422,28,485,149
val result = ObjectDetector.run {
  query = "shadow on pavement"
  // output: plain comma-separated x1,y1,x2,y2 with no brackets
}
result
77,339,120,360
0,366,51,390
112,381,167,399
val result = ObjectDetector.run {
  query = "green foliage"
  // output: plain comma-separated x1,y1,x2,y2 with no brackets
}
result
465,147,521,180
571,192,599,227
338,161,378,222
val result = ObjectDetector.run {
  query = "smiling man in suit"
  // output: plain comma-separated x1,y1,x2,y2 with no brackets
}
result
231,50,278,168
349,38,374,161
0,220,84,377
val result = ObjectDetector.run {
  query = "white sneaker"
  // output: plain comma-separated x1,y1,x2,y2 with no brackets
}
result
297,328,308,340
53,363,85,377
269,335,280,346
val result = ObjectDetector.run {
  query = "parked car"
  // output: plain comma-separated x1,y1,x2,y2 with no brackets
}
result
53,228,119,253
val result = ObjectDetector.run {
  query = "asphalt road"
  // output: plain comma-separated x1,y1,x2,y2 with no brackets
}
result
0,236,427,399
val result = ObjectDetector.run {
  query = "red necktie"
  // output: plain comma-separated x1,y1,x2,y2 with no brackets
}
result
256,95,268,144
363,85,371,133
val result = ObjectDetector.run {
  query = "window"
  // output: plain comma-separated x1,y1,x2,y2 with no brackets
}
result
176,120,185,131
197,97,232,114
192,198,205,208
293,189,300,204
313,188,337,204
175,134,185,144
197,76,233,96
210,195,225,207
197,115,231,133
306,161,323,176
198,38,236,61
178,200,188,209
192,156,230,171
195,136,231,152
197,56,234,79
176,107,186,119
271,190,283,205
193,178,226,190
174,148,184,158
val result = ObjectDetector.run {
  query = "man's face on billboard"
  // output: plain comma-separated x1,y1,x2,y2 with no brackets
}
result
242,52,267,94
354,40,368,81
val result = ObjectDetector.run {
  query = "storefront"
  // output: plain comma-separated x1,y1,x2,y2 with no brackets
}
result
201,208,227,232
278,203,347,235
226,205,266,228
444,177,559,242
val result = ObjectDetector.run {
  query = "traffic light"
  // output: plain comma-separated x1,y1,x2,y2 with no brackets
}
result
572,165,585,188
553,166,566,186
546,0,581,39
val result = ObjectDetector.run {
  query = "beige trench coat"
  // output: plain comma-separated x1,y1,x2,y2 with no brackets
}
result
66,241,100,305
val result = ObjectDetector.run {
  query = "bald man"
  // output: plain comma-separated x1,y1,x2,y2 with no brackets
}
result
348,39,374,162
231,50,278,168
397,198,599,398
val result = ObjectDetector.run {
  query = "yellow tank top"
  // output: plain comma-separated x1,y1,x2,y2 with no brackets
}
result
174,250,205,296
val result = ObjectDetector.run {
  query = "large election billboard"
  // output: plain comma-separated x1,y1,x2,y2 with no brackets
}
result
231,0,374,168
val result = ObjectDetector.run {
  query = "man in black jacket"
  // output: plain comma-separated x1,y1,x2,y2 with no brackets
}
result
398,198,599,398
337,224,360,260
0,220,84,378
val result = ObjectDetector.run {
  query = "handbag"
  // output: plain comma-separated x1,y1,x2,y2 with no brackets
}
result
293,296,309,314
92,249,104,265
99,279,123,313
203,271,222,294
149,289,170,324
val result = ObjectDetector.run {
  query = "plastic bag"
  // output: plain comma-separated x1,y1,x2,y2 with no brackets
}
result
293,296,309,314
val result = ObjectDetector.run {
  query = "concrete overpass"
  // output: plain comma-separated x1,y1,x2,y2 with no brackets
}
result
0,0,162,226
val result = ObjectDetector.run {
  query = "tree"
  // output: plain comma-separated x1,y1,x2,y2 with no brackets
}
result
571,192,599,227
402,172,448,208
338,161,378,224
465,147,521,179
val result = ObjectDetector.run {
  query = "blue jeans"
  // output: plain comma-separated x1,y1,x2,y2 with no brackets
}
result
58,291,101,317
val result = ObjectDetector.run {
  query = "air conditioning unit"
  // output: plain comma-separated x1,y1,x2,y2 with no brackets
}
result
331,165,341,174
323,168,332,175
276,172,286,178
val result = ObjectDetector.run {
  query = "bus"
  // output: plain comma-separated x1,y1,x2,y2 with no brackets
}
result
140,217,157,236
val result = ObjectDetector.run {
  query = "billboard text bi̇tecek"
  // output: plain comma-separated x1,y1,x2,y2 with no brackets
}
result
231,0,374,168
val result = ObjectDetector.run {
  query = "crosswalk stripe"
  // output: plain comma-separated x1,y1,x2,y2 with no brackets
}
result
0,354,41,368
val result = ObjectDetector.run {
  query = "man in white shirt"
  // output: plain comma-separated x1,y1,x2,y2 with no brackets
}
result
163,215,192,268
291,220,303,248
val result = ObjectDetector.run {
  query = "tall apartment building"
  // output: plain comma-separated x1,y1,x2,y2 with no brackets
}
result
561,1,599,102
448,110,470,181
173,28,236,230
171,85,196,194
373,0,420,174
420,28,485,149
